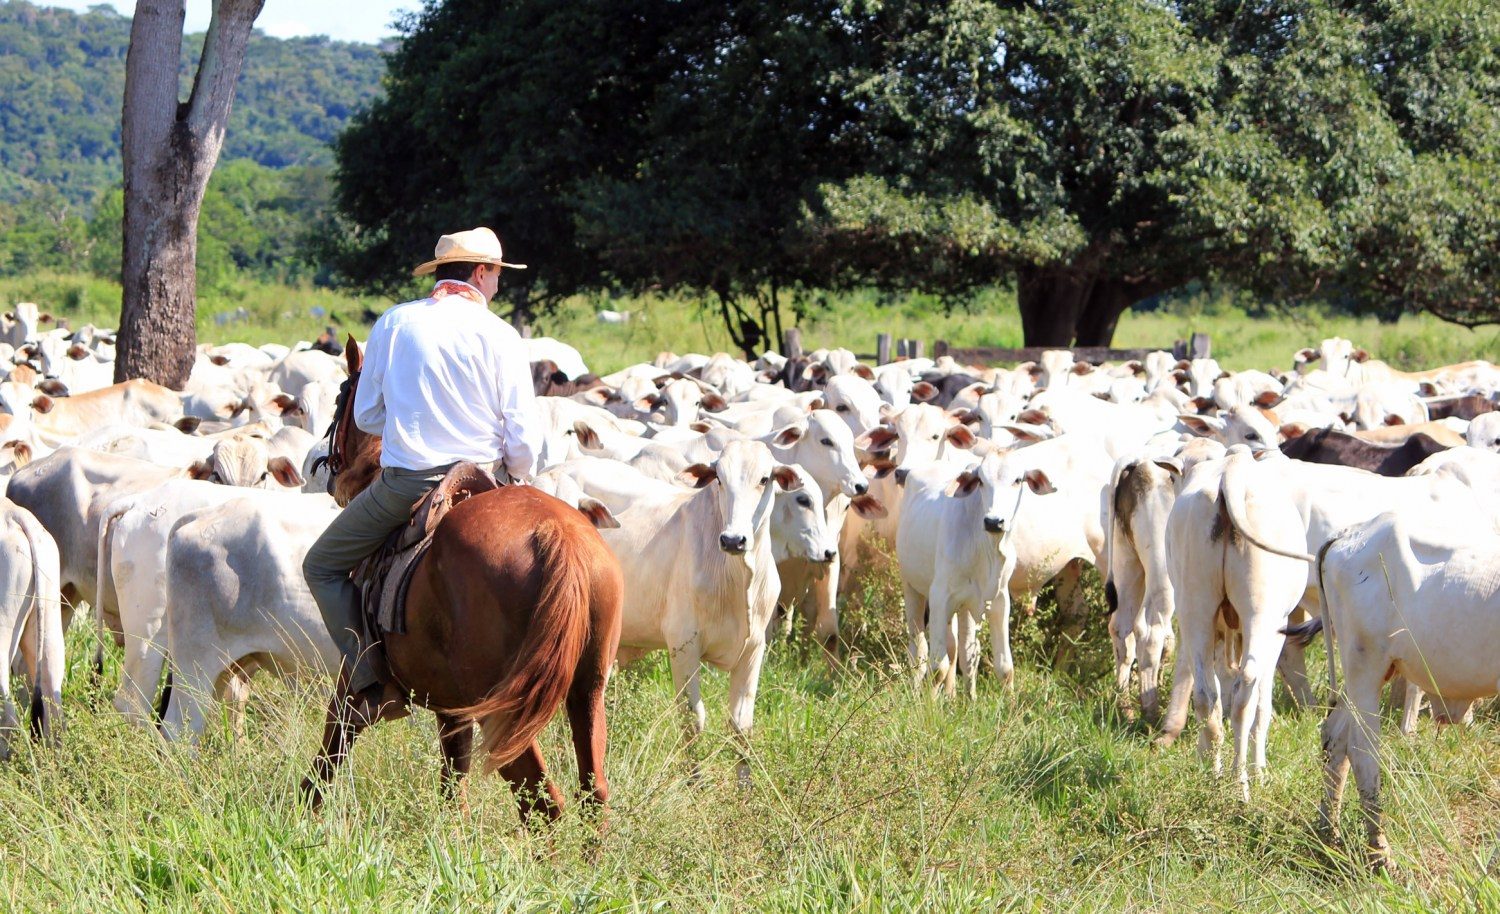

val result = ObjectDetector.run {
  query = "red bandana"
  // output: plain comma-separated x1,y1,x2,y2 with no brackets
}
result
430,280,485,304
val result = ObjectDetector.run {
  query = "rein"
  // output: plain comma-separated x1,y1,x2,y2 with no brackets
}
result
312,369,360,483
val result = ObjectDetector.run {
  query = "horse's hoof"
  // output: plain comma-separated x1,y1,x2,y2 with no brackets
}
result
298,777,325,811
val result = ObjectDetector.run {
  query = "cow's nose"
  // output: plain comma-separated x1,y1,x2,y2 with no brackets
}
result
853,481,869,495
983,516,1005,534
894,468,910,486
719,533,747,554
821,548,837,563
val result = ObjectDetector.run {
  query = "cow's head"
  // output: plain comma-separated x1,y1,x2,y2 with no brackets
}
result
679,439,801,558
945,451,1056,538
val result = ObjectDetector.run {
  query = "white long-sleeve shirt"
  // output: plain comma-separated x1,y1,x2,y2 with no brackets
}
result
353,281,541,479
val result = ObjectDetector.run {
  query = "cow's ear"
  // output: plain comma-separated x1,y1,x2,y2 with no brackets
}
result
576,496,620,529
1215,371,1231,382
1023,468,1056,495
1001,424,1048,443
806,397,825,412
1174,359,1192,371
688,420,714,433
37,312,53,324
36,379,68,397
1294,347,1317,364
66,343,89,360
852,364,875,381
1024,363,1043,379
1192,397,1216,414
1353,348,1371,363
1123,360,1144,375
1071,361,1094,375
174,416,202,434
878,403,897,421
851,493,888,519
268,456,305,488
801,363,828,382
700,392,728,412
2,440,31,467
1383,414,1406,427
945,469,982,497
30,394,53,414
1179,414,1222,436
1417,381,1439,398
187,459,215,480
772,423,805,447
633,394,661,413
1016,408,1048,426
910,381,939,402
210,354,230,366
571,421,602,450
581,387,611,406
854,426,898,454
948,408,981,427
1279,422,1308,440
1172,369,1189,384
1252,390,1282,409
678,463,718,488
771,465,803,491
866,458,896,479
1152,458,1183,476
270,393,302,416
945,424,977,449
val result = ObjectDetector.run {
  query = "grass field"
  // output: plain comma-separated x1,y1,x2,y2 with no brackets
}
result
0,274,1496,910
0,544,1495,912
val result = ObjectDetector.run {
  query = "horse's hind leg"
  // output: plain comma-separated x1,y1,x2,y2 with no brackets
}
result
499,740,564,825
567,660,610,811
435,713,473,806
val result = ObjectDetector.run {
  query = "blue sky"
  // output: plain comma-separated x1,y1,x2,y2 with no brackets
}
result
46,1,422,44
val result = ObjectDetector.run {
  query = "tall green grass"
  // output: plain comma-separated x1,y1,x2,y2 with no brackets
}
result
0,545,1495,911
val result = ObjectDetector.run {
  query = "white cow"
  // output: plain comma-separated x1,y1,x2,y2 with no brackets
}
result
1314,509,1500,870
0,501,63,758
897,450,1056,696
159,493,343,740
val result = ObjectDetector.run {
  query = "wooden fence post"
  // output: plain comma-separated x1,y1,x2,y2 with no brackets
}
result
1190,332,1211,360
783,328,803,359
876,333,892,365
907,339,924,360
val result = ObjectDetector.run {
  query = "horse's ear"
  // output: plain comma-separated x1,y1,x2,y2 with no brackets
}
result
678,463,718,488
575,496,620,529
345,336,362,373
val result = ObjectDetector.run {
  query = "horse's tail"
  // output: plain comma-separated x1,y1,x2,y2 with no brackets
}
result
460,517,592,773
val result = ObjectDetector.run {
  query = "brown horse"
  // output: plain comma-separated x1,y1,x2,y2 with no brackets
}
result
300,338,624,822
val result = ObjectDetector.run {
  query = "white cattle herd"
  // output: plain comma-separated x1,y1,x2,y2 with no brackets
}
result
0,300,1495,870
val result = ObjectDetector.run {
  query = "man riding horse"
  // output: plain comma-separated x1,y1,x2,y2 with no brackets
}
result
302,227,541,726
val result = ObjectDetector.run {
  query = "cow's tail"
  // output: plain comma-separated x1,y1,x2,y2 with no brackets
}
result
1219,452,1316,563
18,511,63,742
458,517,592,773
1103,457,1131,616
94,504,130,679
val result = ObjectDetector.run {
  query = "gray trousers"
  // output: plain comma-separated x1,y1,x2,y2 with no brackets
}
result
303,464,452,693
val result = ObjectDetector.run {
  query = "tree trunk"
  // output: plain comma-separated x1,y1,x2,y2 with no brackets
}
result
116,0,265,388
1016,265,1098,347
1073,279,1135,347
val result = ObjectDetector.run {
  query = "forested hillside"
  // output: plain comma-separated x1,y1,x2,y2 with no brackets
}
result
0,1,386,205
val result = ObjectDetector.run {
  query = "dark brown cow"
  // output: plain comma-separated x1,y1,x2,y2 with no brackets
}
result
1280,427,1450,477
531,360,606,398
1422,394,1496,422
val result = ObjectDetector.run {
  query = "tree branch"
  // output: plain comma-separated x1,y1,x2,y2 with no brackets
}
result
186,0,266,154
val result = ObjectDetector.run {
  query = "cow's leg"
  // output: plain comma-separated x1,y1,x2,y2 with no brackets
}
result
23,594,64,746
435,713,473,807
1178,603,1223,772
498,740,564,824
726,641,767,784
1318,696,1352,848
926,584,957,697
1344,662,1391,870
810,557,841,666
1109,553,1146,699
161,654,224,743
987,586,1016,690
667,637,706,740
955,603,979,701
220,666,253,742
902,582,928,681
0,603,19,761
1051,560,1088,668
1229,611,1286,801
1398,679,1424,736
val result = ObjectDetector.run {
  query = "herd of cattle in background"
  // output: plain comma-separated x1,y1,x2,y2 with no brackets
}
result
0,297,1496,869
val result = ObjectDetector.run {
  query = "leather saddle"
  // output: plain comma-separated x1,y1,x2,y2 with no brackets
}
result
354,461,499,638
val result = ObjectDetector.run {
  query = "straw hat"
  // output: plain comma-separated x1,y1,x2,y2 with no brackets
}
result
411,227,527,276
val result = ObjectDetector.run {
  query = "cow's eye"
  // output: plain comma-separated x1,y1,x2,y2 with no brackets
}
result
759,475,770,485
835,404,848,412
931,434,940,441
796,495,812,508
259,471,270,483
820,438,833,446
564,429,574,436
1246,431,1260,441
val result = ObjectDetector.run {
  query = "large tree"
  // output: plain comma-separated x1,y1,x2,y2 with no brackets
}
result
819,0,1500,345
116,0,264,387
